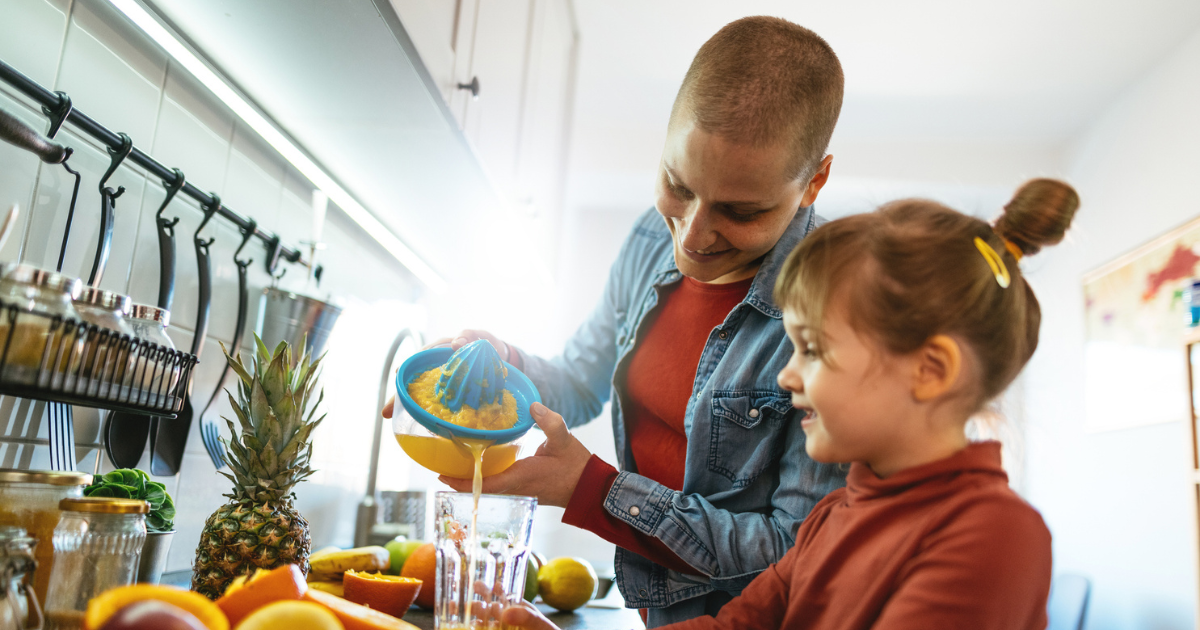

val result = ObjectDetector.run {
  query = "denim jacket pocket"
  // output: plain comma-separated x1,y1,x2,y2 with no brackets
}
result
707,391,793,487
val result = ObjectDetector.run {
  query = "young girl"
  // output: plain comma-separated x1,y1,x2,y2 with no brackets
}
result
504,178,1080,629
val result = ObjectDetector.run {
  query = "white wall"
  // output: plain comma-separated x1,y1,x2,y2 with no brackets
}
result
1022,26,1200,630
0,0,423,574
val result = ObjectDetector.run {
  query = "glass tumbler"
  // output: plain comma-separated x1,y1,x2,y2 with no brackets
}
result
435,492,536,629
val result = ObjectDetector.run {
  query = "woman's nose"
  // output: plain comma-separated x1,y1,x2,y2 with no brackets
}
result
678,203,715,250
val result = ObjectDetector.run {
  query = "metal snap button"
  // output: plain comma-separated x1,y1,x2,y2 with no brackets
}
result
718,330,728,340
749,408,759,418
640,588,649,596
629,506,641,516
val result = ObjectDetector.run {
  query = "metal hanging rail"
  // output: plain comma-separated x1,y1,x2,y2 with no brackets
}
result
0,58,308,271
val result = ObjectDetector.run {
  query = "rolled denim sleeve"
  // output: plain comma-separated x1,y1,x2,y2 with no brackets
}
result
602,420,845,590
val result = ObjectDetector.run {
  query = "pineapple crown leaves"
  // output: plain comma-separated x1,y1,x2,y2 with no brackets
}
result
218,334,326,503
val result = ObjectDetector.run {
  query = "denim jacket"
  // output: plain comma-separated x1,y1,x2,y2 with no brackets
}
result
521,206,847,624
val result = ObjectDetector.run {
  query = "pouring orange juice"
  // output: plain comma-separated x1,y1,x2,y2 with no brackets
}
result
393,340,540,628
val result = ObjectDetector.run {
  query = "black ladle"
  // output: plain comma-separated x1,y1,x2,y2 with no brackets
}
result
103,168,184,469
149,193,217,476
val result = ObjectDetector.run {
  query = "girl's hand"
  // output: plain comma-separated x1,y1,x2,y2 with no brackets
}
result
501,602,561,630
381,329,513,419
438,403,592,508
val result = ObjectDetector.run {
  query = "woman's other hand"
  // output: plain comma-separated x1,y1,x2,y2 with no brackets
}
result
439,402,592,508
381,329,513,419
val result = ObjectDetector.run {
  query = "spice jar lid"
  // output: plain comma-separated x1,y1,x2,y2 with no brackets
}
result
0,468,92,486
129,304,170,327
76,287,132,316
59,497,150,514
0,263,83,299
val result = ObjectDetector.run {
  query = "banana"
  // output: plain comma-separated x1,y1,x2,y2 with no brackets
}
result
307,581,346,597
309,546,391,579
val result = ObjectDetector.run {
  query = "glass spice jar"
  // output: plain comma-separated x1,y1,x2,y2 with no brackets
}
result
71,288,134,400
42,498,147,630
0,265,84,388
0,526,41,630
124,305,177,409
0,470,90,609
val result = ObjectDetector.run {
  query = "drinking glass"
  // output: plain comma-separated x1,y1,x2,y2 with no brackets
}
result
434,492,536,629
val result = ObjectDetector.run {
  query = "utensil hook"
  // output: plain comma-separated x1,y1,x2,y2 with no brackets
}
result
54,152,80,273
235,218,256,269
196,193,219,248
41,91,72,139
156,168,185,228
99,133,132,195
264,234,286,281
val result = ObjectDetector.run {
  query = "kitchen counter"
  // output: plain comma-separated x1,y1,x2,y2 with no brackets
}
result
161,570,646,629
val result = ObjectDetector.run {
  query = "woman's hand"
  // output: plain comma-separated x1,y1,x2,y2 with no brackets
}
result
439,402,592,508
381,329,512,419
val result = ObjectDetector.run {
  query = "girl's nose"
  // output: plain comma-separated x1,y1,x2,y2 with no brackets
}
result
777,364,803,394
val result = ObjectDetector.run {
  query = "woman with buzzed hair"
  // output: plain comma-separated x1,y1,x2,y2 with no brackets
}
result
387,16,848,626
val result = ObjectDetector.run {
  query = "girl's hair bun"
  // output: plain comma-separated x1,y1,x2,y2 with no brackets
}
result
993,178,1080,257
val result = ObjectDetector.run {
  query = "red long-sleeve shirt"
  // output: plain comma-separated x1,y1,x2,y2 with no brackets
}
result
563,276,753,574
665,441,1053,630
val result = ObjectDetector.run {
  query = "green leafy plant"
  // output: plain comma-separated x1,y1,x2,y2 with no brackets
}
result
84,469,176,532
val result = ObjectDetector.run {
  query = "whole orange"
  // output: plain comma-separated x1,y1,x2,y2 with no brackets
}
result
398,543,436,609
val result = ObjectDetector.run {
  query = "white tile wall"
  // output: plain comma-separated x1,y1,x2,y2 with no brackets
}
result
0,0,423,575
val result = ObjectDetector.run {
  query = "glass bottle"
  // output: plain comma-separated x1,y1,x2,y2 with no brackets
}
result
0,526,41,630
0,264,84,388
0,470,90,608
124,304,177,410
71,289,134,400
43,498,147,630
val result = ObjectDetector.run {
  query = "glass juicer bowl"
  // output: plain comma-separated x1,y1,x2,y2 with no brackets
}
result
394,343,541,479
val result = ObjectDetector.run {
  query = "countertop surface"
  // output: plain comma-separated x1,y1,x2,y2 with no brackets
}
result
161,570,646,629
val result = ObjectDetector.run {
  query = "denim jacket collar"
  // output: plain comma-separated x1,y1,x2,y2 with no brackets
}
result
651,206,816,320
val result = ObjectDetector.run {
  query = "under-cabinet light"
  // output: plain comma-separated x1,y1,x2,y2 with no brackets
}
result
107,0,448,293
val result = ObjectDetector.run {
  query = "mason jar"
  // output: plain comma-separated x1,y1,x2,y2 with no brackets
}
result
43,498,147,630
0,526,41,630
124,305,176,409
0,265,84,388
0,470,90,608
71,289,134,400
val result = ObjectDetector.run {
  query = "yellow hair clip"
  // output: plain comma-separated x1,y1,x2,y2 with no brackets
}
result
1000,237,1024,261
974,237,1011,289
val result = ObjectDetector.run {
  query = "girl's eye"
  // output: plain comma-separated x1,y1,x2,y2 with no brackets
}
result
802,345,819,359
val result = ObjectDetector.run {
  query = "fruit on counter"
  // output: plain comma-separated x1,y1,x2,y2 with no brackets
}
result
308,581,346,597
85,585,228,630
537,557,598,613
96,601,207,630
193,338,326,599
238,601,343,630
309,546,391,580
304,588,420,630
342,571,422,619
384,538,425,575
215,564,307,627
524,556,538,602
397,543,437,609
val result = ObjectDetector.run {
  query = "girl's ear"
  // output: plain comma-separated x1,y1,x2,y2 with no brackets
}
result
912,335,962,402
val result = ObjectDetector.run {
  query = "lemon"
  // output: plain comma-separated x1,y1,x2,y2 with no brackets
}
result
238,601,343,630
537,557,598,612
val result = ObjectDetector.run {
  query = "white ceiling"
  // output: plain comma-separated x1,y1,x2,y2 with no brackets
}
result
570,0,1200,144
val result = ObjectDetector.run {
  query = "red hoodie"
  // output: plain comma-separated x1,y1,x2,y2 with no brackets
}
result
665,441,1052,630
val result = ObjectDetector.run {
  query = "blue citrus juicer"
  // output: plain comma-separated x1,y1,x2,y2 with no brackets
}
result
396,340,540,445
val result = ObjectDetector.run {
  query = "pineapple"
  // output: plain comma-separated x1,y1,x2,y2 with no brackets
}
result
191,336,326,599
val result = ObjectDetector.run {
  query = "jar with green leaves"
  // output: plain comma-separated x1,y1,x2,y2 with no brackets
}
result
82,470,175,585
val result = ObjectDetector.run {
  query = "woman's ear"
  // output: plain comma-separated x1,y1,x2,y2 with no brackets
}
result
912,335,962,402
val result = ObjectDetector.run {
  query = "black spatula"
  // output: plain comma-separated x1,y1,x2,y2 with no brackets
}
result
103,170,183,469
149,193,217,476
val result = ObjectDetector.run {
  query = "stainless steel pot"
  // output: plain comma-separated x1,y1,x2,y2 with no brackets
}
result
255,288,342,357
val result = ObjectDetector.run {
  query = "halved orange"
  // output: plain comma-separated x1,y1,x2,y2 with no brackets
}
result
85,585,229,630
303,588,420,630
215,564,307,627
343,571,421,618
398,543,436,609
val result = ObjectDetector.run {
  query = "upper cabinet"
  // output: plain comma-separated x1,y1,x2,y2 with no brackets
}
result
390,0,578,231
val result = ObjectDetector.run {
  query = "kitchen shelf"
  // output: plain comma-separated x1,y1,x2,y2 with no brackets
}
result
0,301,197,417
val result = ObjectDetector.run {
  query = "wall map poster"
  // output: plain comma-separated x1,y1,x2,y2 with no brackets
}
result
1082,217,1200,432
